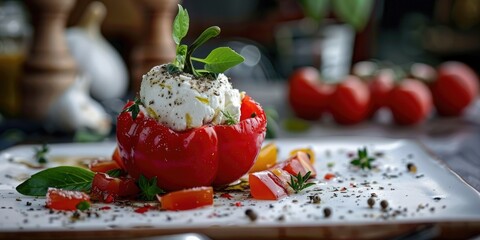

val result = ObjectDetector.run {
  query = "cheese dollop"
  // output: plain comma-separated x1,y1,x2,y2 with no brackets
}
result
139,64,242,131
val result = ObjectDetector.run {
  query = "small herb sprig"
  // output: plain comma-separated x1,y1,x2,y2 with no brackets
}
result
34,144,49,164
221,110,237,125
138,175,165,201
76,201,91,211
122,97,143,120
350,147,376,170
288,171,315,193
171,5,244,78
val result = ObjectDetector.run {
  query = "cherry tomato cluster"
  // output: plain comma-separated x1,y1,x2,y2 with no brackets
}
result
288,61,479,125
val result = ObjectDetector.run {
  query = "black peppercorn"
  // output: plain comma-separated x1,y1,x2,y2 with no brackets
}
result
245,209,257,221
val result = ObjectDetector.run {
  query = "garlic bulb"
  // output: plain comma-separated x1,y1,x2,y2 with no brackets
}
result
66,1,128,100
45,75,111,135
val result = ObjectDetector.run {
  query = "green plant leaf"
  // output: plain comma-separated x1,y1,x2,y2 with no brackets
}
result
332,0,374,31
123,97,143,120
172,4,189,45
184,26,221,75
138,175,165,201
201,47,244,73
174,44,188,68
299,0,329,22
16,166,95,196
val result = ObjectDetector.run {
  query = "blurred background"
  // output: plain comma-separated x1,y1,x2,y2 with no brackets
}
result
0,0,479,148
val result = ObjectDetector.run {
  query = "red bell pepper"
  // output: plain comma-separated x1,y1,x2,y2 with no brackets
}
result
116,95,267,191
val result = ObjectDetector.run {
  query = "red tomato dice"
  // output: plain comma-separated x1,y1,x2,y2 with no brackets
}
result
288,67,334,120
249,171,288,200
89,159,120,173
276,152,316,178
46,188,90,211
431,61,479,116
329,75,370,125
159,186,214,211
388,79,432,125
91,172,140,203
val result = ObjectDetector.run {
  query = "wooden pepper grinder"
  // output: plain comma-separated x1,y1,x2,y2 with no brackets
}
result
131,0,178,93
21,0,77,120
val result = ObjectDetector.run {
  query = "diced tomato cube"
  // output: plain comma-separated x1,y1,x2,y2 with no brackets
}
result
324,173,335,180
89,159,120,173
46,188,90,211
91,172,139,202
277,152,316,177
249,171,288,200
159,186,213,211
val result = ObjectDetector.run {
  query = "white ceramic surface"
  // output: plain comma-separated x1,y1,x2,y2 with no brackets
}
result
0,137,479,232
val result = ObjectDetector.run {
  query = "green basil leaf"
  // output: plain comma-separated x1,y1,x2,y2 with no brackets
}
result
332,0,374,31
16,166,95,196
202,47,244,73
173,4,189,45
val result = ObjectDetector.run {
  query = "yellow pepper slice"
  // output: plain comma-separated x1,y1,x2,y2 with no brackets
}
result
289,148,315,164
249,143,278,173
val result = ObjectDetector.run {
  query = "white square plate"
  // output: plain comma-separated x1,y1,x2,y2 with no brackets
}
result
0,137,479,239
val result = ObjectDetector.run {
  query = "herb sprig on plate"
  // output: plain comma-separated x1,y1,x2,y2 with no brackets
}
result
350,147,376,170
16,166,165,202
34,144,49,164
288,171,315,193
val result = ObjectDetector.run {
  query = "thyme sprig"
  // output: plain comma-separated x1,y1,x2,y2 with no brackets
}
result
221,110,237,125
288,171,315,193
122,98,143,120
350,147,376,170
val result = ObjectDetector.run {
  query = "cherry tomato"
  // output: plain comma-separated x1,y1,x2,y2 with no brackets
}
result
288,67,334,120
89,159,120,173
46,188,90,211
431,61,479,116
117,95,266,191
159,186,213,211
249,171,288,200
368,69,395,116
249,143,278,173
91,172,140,203
328,75,370,125
388,79,432,125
